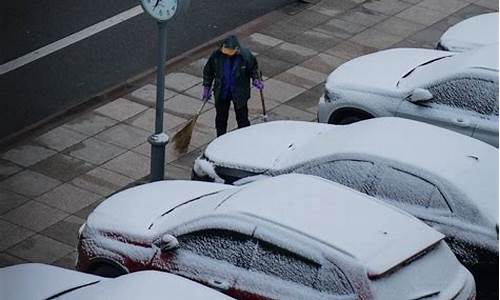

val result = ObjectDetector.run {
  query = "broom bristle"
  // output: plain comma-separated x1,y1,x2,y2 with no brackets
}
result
171,116,198,153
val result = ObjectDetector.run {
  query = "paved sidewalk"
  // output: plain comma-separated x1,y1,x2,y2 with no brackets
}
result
0,0,497,269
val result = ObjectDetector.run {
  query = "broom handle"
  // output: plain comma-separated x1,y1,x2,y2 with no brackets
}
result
196,98,208,116
258,71,266,116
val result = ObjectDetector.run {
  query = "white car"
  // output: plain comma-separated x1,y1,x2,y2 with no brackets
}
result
78,174,476,300
317,44,499,147
437,13,499,52
192,118,498,294
0,263,235,300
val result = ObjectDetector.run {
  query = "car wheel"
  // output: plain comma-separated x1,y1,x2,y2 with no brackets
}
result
89,263,126,278
329,109,373,125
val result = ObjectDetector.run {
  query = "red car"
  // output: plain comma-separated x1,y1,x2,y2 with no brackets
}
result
77,175,475,299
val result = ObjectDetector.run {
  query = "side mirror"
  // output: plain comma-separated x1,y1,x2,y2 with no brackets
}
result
408,88,433,104
159,234,179,251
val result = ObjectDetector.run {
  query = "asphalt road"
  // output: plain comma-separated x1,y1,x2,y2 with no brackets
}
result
0,0,292,142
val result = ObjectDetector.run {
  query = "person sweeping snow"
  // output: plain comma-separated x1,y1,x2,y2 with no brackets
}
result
202,35,264,136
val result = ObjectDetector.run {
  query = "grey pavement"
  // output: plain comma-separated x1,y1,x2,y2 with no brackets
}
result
0,0,497,270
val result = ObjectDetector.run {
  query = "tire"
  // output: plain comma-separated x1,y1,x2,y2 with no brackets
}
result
90,264,126,278
329,109,373,125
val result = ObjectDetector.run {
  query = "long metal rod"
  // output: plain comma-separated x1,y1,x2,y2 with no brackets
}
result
149,21,169,182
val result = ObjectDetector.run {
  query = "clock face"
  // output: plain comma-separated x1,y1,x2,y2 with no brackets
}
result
141,0,178,21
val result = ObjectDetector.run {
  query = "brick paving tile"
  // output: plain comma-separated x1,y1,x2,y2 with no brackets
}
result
102,151,150,180
0,159,22,180
35,126,89,152
36,183,102,214
129,84,179,107
0,190,30,215
41,215,86,248
65,138,126,165
31,154,95,182
94,98,148,121
0,170,61,198
164,72,202,92
94,123,150,149
6,234,74,264
72,167,134,197
0,253,26,267
63,112,117,136
1,200,68,232
0,220,35,251
1,144,56,167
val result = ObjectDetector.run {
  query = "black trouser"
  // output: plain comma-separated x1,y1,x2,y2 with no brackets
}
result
215,99,250,137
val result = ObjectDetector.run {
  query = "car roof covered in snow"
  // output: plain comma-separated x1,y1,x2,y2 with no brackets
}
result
439,13,499,52
0,264,235,300
204,118,498,223
219,174,443,276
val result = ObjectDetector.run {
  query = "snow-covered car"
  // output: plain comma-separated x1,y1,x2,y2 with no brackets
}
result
0,263,235,300
192,118,498,289
317,44,499,147
77,174,476,300
437,13,499,52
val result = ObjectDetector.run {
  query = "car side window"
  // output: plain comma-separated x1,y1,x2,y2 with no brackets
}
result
428,78,498,116
373,167,450,211
294,160,375,193
178,229,256,268
250,239,320,289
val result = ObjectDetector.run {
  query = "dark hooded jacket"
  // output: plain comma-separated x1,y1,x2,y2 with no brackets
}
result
203,36,259,108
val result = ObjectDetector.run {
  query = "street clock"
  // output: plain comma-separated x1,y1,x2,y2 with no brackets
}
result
140,0,190,22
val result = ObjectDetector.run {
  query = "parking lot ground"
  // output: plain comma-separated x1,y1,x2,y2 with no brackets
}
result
0,0,497,293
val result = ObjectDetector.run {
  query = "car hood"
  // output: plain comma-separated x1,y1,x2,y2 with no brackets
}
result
0,263,102,300
204,121,332,172
326,48,453,93
86,181,232,240
440,13,499,52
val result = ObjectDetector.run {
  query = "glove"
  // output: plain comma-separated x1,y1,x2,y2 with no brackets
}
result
252,79,264,91
201,86,212,102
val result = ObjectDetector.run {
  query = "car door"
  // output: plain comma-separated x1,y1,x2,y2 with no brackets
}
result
468,78,499,147
397,78,482,137
292,159,377,195
152,228,257,297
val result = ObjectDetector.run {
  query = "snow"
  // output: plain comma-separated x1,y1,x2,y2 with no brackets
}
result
439,13,499,52
0,263,102,300
193,157,225,183
399,44,498,90
85,180,233,240
61,270,236,299
216,174,445,276
0,263,235,299
200,118,498,226
325,48,452,94
204,121,332,172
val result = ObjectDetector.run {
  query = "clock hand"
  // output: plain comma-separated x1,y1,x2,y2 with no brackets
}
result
154,0,160,8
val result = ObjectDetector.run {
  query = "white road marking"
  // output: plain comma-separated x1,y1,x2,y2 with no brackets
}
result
0,5,144,75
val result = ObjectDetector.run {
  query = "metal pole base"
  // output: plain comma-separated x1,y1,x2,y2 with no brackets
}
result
149,132,169,181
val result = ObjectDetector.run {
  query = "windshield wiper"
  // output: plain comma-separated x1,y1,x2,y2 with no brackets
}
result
397,55,453,86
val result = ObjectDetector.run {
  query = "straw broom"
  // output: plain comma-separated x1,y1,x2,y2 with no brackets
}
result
171,100,208,153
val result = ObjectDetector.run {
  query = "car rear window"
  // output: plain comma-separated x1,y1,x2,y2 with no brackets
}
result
250,240,355,296
373,167,451,211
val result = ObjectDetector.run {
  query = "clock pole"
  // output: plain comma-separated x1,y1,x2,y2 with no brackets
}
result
148,20,169,182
